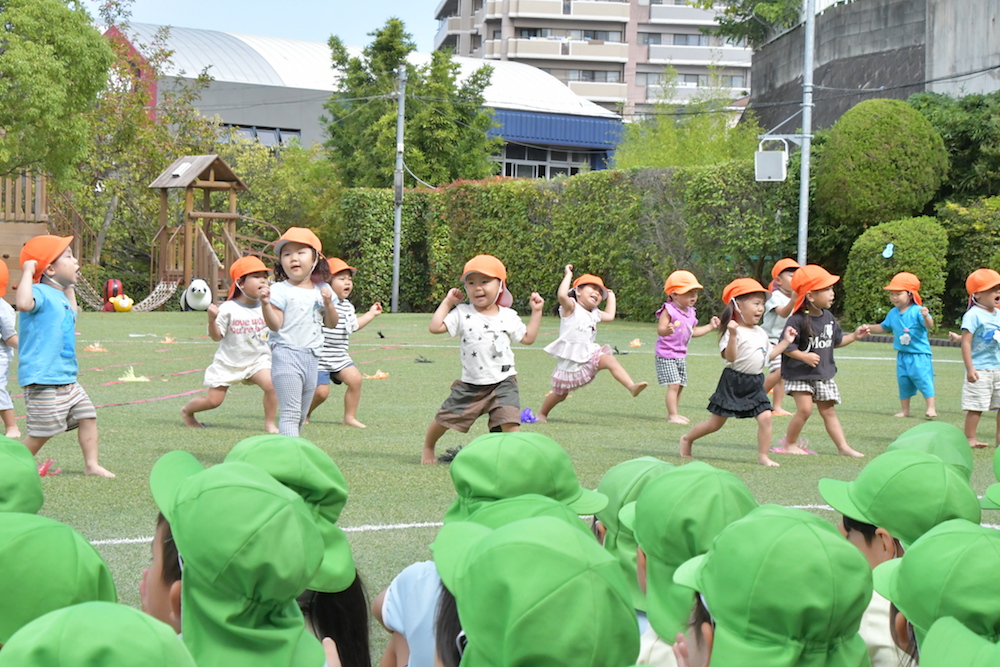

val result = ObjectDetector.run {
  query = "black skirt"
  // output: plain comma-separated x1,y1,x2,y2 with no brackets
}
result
707,367,772,418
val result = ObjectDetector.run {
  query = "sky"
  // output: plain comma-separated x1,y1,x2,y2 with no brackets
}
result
81,0,439,52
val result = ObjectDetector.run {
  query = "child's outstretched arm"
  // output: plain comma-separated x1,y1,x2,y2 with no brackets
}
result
15,261,37,312
693,317,721,337
599,289,616,322
769,326,797,360
557,264,575,316
774,293,797,318
356,302,383,331
260,285,283,331
838,324,870,347
962,330,978,383
206,303,223,342
521,292,545,344
320,285,339,329
429,289,464,334
867,324,887,334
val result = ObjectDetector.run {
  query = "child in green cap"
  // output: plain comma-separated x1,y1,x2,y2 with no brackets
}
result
0,436,43,513
671,505,872,667
981,446,1000,510
617,461,757,665
0,601,196,666
886,422,975,482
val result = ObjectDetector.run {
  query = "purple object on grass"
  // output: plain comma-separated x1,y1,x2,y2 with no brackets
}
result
520,408,538,424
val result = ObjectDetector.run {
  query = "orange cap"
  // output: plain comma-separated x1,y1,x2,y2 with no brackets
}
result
967,269,1000,296
722,278,768,304
771,258,801,280
790,265,840,313
664,270,703,296
0,261,8,297
572,274,607,299
884,272,922,306
20,235,74,283
228,256,272,299
274,227,322,256
327,257,357,277
462,255,512,308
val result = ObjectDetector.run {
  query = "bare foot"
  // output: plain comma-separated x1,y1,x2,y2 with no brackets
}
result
771,409,793,417
629,382,649,397
837,446,866,458
5,429,21,439
265,423,279,434
781,444,810,455
535,414,548,423
894,412,909,418
925,411,937,419
180,408,204,428
85,464,116,478
304,416,310,425
342,417,367,429
970,440,989,449
758,455,780,467
421,448,437,465
667,415,690,425
679,434,693,458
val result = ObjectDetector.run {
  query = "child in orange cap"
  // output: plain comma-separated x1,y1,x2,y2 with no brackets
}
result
261,227,339,437
680,279,796,467
761,258,799,416
16,236,113,477
778,264,869,458
181,256,278,432
656,270,721,425
537,264,647,421
422,255,544,464
0,261,19,438
959,268,1000,448
866,272,936,419
307,258,382,428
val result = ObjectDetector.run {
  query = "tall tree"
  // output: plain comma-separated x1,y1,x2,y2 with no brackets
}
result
692,0,801,50
323,19,501,188
0,0,114,182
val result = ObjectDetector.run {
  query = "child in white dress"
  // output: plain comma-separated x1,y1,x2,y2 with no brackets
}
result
538,265,647,421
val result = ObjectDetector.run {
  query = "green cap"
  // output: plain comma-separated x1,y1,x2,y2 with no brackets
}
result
0,601,196,666
595,457,675,612
818,449,982,548
465,493,594,535
921,617,1000,667
673,505,872,667
225,434,356,593
431,516,639,666
0,437,43,513
0,513,117,644
619,461,758,640
150,451,325,667
872,519,1000,647
443,432,608,523
982,448,1000,510
887,422,974,481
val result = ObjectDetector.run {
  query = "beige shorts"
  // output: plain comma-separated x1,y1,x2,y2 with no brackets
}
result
962,368,1000,412
203,357,271,388
24,383,97,438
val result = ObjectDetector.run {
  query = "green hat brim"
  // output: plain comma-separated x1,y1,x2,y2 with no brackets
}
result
565,487,609,515
983,483,1000,510
618,501,637,532
817,478,874,525
672,553,707,590
871,557,901,603
150,451,208,523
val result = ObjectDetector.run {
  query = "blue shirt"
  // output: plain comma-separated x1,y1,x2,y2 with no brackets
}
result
18,283,78,386
880,304,931,354
961,306,1000,370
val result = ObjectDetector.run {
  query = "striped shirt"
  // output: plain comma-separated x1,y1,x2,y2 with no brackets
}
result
318,299,358,372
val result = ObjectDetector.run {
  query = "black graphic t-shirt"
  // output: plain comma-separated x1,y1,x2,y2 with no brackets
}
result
782,310,843,381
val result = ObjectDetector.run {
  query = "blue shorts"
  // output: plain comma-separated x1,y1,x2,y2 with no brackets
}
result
897,353,934,399
317,363,355,387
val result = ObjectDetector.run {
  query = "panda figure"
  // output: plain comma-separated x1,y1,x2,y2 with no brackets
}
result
180,279,213,311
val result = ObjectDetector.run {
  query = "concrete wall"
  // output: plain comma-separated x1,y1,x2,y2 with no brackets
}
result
926,0,1000,96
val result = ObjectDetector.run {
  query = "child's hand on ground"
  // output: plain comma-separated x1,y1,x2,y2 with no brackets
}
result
709,316,721,329
529,292,544,311
207,303,219,318
802,352,821,367
258,284,269,304
369,302,383,316
445,288,465,306
968,369,980,383
783,326,797,342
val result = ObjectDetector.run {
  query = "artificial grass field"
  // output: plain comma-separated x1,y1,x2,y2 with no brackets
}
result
12,310,999,645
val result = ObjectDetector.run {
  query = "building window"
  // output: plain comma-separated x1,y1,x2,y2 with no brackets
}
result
719,74,746,88
636,72,663,87
568,69,621,82
519,28,552,39
493,30,502,39
223,124,301,146
498,144,594,180
569,29,623,42
680,73,709,86
639,32,662,45
673,33,710,46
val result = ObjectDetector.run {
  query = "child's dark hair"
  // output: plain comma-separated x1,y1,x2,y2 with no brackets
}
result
794,296,816,341
156,512,182,586
297,571,371,667
273,251,330,283
689,591,714,645
434,582,463,667
841,515,878,546
717,292,767,340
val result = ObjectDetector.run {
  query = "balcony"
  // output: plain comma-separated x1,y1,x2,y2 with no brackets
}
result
568,80,627,101
648,3,719,25
435,0,460,21
647,43,751,66
485,38,629,62
645,83,749,104
434,17,464,51
485,0,628,21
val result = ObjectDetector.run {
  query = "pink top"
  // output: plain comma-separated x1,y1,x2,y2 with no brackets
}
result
655,301,698,359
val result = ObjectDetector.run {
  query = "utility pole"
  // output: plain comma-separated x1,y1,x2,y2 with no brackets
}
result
797,0,816,265
391,63,407,313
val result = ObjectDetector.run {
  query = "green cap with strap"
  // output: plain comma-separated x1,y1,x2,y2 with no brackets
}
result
0,601,196,666
431,516,639,667
443,432,607,523
0,513,117,644
873,519,1000,647
673,505,872,667
618,461,758,640
595,457,675,612
818,449,981,548
981,447,1000,510
887,422,974,481
921,617,1000,667
150,451,325,667
0,437,43,514
225,434,356,593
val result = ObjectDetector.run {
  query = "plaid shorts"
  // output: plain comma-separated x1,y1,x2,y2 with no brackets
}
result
655,357,687,387
24,383,97,438
783,378,841,404
435,376,521,433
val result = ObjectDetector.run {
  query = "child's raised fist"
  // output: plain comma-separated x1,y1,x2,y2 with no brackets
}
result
709,316,721,329
727,319,739,331
370,302,383,315
445,288,465,305
529,292,544,311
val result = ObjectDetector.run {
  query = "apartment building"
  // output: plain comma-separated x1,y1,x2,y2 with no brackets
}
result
433,0,753,117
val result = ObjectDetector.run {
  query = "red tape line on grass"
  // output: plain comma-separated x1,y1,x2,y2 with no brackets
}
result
93,388,206,408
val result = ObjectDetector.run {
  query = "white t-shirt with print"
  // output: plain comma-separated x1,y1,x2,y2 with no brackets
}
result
719,325,772,375
212,300,270,368
445,303,527,384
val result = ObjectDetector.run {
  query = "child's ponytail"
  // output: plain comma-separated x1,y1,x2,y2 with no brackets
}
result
795,299,815,341
717,303,735,341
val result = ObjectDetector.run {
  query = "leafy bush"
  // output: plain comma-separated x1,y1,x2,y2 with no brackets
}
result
935,196,1000,324
842,217,948,327
813,99,949,273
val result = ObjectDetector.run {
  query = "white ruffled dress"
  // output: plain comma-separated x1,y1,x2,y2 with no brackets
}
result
543,305,611,394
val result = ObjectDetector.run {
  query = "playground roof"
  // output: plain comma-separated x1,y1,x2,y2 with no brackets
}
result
149,155,248,190
126,23,618,120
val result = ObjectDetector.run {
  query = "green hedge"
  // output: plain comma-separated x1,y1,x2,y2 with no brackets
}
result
935,196,1000,325
842,217,948,327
